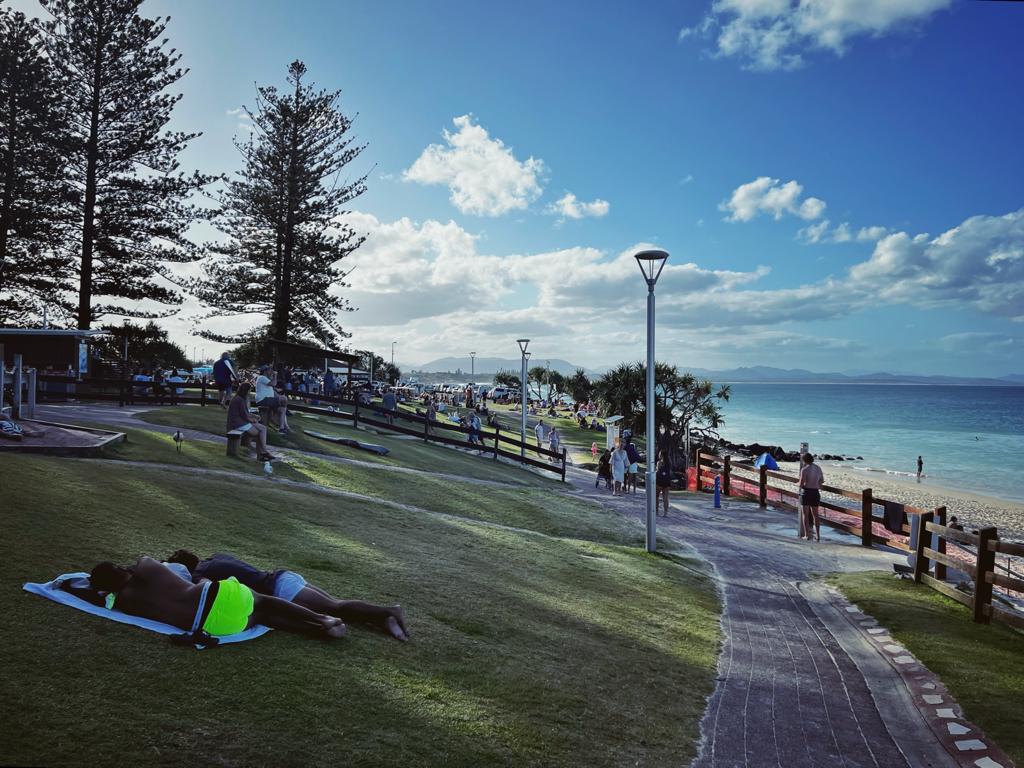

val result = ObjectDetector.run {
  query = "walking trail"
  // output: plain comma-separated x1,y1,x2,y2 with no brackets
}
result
566,467,1012,768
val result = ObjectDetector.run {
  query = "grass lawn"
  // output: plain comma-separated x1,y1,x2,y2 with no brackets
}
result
137,405,552,486
828,571,1024,766
2,447,720,766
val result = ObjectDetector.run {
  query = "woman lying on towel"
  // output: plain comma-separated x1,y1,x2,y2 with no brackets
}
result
62,557,347,642
166,550,408,642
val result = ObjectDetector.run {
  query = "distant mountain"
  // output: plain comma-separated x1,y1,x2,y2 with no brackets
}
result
679,366,1022,387
413,356,599,377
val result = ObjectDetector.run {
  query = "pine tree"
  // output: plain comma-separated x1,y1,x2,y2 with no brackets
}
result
0,8,74,325
192,60,367,348
41,0,214,328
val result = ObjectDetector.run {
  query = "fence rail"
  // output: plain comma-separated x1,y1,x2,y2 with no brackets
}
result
697,450,1024,633
31,375,568,480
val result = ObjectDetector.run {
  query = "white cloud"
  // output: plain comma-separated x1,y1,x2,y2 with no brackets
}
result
721,176,826,222
848,209,1024,319
798,220,888,244
681,0,952,71
403,115,546,217
546,192,610,221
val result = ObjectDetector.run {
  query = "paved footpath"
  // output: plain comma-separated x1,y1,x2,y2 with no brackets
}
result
564,468,1009,768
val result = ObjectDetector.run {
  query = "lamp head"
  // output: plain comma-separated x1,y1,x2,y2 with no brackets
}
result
517,338,530,354
524,351,531,360
634,249,669,286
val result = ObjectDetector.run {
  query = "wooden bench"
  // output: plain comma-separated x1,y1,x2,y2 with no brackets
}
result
226,428,252,457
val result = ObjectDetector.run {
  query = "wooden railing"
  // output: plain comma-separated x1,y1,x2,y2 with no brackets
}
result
34,376,568,480
697,450,1024,632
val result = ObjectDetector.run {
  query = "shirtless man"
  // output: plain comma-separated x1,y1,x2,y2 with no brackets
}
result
65,557,346,641
166,550,408,641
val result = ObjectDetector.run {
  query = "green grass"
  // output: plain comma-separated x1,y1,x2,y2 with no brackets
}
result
2,447,720,767
137,405,552,486
828,572,1024,766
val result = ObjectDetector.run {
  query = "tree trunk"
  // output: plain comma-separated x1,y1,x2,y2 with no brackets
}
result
78,41,103,329
0,75,15,292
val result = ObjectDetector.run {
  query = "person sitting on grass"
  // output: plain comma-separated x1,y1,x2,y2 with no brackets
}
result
228,382,275,462
166,550,408,641
64,557,347,641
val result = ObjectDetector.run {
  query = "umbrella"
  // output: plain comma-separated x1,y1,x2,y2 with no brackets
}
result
753,452,779,470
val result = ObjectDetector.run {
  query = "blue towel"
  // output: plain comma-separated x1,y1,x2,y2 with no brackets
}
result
23,572,272,649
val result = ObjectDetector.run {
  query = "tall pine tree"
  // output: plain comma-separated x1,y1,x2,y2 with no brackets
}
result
0,8,74,325
191,60,367,348
42,0,213,328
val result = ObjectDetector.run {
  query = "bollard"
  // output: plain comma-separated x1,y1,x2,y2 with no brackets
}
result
13,353,23,419
714,475,722,508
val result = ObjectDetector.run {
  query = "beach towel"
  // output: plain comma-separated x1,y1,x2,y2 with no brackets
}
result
23,572,272,649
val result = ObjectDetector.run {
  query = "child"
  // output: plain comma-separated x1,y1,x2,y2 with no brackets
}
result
591,442,598,460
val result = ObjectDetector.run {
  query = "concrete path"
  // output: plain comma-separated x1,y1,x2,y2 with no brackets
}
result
565,468,964,768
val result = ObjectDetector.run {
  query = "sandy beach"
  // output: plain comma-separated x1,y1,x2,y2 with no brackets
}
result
777,460,1024,541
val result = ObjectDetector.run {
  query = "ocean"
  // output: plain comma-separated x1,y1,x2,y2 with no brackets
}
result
715,384,1024,504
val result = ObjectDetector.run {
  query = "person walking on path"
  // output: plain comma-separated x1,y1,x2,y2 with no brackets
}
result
798,452,824,541
382,388,397,426
213,352,237,407
624,436,642,494
548,427,560,462
597,449,612,489
610,439,629,496
534,418,547,456
917,455,924,480
655,450,672,516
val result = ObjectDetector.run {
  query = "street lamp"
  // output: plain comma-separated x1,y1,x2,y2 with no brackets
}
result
470,351,476,378
517,339,530,458
635,248,669,553
391,341,397,368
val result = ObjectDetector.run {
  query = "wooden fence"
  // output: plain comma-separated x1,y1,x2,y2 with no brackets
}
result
697,451,1024,632
34,375,568,480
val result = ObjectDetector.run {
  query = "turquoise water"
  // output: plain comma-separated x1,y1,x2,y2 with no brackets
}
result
716,384,1024,504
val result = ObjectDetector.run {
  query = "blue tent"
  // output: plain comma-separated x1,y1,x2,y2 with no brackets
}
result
753,453,779,470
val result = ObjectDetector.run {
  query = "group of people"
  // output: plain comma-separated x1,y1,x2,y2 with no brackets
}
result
594,437,673,513
532,419,563,461
59,550,408,644
131,368,189,403
215,354,294,462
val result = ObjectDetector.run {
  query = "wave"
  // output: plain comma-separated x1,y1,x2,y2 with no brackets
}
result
849,466,924,479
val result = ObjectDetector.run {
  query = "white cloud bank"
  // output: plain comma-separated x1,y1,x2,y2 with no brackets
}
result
680,0,952,71
721,176,826,222
403,115,546,217
336,206,1024,366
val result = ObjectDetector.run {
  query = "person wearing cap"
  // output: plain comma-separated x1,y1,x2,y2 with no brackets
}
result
255,365,291,435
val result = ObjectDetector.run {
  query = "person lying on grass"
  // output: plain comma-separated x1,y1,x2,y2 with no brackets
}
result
61,557,347,641
166,549,408,642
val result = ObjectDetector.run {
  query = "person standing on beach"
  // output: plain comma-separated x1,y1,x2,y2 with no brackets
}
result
917,455,923,480
798,453,824,541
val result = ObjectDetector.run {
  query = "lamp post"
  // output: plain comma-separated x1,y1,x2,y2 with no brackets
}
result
635,249,669,553
391,341,397,367
470,351,476,378
517,339,530,458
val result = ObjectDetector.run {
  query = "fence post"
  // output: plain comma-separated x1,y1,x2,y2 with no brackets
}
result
861,488,873,548
201,378,207,406
759,465,767,508
26,368,36,418
934,506,947,581
493,428,499,460
913,510,934,583
560,447,567,482
723,455,731,496
973,527,998,624
352,398,359,430
423,413,429,442
13,353,23,419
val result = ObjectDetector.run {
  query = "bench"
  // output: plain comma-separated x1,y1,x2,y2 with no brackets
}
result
226,428,253,457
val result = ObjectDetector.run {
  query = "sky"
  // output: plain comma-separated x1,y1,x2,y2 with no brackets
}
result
10,0,1024,376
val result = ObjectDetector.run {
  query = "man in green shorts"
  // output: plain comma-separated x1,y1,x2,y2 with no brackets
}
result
81,557,347,641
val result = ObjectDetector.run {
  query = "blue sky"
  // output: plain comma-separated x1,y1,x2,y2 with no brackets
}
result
12,0,1024,375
